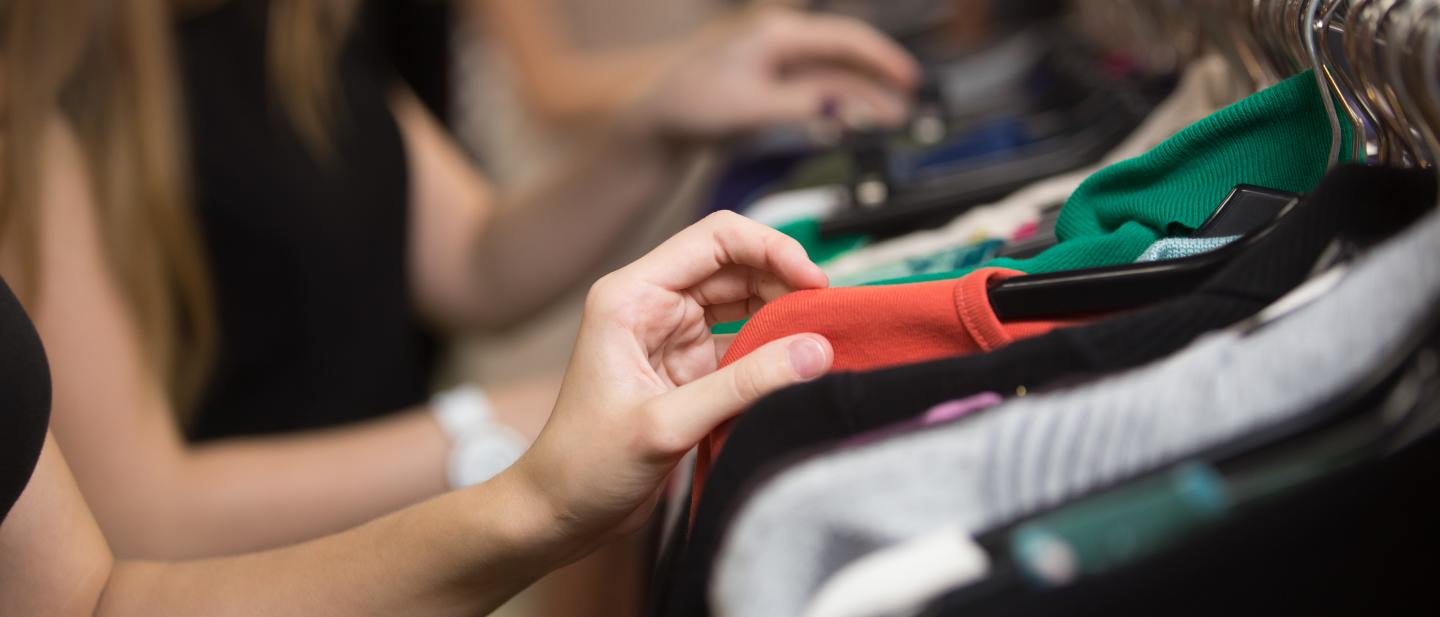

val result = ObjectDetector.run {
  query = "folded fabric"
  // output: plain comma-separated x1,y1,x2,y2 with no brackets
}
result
820,54,1242,281
693,268,1075,528
711,196,1440,617
652,165,1436,617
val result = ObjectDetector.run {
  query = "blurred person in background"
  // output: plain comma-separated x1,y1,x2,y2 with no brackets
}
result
0,0,915,565
2,9,849,614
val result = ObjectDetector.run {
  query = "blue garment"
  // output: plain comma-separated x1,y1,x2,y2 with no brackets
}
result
1135,235,1240,262
895,117,1038,181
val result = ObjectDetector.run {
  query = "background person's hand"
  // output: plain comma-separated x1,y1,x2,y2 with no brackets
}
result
509,212,835,559
637,6,921,139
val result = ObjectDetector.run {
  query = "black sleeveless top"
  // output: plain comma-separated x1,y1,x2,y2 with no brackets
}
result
0,277,50,524
179,0,437,441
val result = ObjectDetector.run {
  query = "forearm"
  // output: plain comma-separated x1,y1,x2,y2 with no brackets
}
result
101,409,450,559
96,469,572,617
469,124,699,326
465,0,690,126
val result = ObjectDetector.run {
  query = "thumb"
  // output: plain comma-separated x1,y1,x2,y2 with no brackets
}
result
653,334,833,446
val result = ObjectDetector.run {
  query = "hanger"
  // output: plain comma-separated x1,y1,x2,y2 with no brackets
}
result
987,187,1301,321
1317,0,1383,162
1402,0,1440,199
1345,0,1406,163
1302,0,1345,169
1374,0,1431,164
1391,0,1440,168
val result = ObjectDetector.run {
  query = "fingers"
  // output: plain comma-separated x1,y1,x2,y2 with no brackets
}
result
689,264,796,308
703,298,764,326
761,10,921,92
645,334,833,448
624,211,829,293
775,68,912,128
711,333,736,361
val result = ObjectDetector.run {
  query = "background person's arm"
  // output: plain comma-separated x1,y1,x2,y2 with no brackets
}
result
465,0,699,127
398,86,693,331
406,6,918,331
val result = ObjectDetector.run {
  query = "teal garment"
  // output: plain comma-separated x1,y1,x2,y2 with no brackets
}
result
829,239,1005,287
775,218,869,266
1135,235,1240,262
867,70,1353,286
713,319,745,335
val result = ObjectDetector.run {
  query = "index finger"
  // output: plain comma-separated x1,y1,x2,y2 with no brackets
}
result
766,12,921,91
622,211,829,293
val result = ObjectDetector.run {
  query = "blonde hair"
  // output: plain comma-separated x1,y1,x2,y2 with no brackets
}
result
1,0,216,415
174,0,360,158
267,0,359,158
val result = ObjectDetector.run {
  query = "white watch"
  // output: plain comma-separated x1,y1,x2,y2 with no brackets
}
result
432,385,528,489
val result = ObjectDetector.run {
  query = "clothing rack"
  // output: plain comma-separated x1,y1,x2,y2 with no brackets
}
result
657,3,1440,616
1106,0,1440,168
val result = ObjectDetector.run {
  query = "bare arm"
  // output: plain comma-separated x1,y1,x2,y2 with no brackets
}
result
409,7,917,330
463,0,703,127
11,119,452,559
0,434,559,617
400,88,692,331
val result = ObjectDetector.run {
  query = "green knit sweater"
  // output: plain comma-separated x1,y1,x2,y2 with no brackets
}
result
869,69,1352,285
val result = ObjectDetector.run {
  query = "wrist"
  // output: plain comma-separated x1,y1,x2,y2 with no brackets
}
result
470,456,594,570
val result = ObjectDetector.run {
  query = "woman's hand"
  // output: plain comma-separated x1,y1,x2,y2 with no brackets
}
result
509,212,835,557
637,6,921,139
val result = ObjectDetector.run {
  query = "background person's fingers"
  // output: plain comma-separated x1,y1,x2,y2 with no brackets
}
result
645,333,832,447
777,69,911,128
763,11,921,91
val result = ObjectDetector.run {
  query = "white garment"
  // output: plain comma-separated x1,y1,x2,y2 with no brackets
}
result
821,55,1243,281
743,186,846,228
802,523,989,617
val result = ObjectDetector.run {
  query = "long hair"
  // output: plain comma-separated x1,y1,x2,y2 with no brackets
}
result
1,0,216,417
266,0,360,158
173,0,360,156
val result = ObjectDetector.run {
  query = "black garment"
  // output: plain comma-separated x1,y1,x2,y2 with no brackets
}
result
924,418,1440,616
179,0,436,440
653,165,1436,617
371,0,454,125
0,277,51,525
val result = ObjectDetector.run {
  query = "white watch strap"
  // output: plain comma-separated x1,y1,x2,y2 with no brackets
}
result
432,385,528,489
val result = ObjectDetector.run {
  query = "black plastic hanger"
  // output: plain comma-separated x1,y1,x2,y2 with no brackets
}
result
821,36,1163,239
987,186,1302,321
